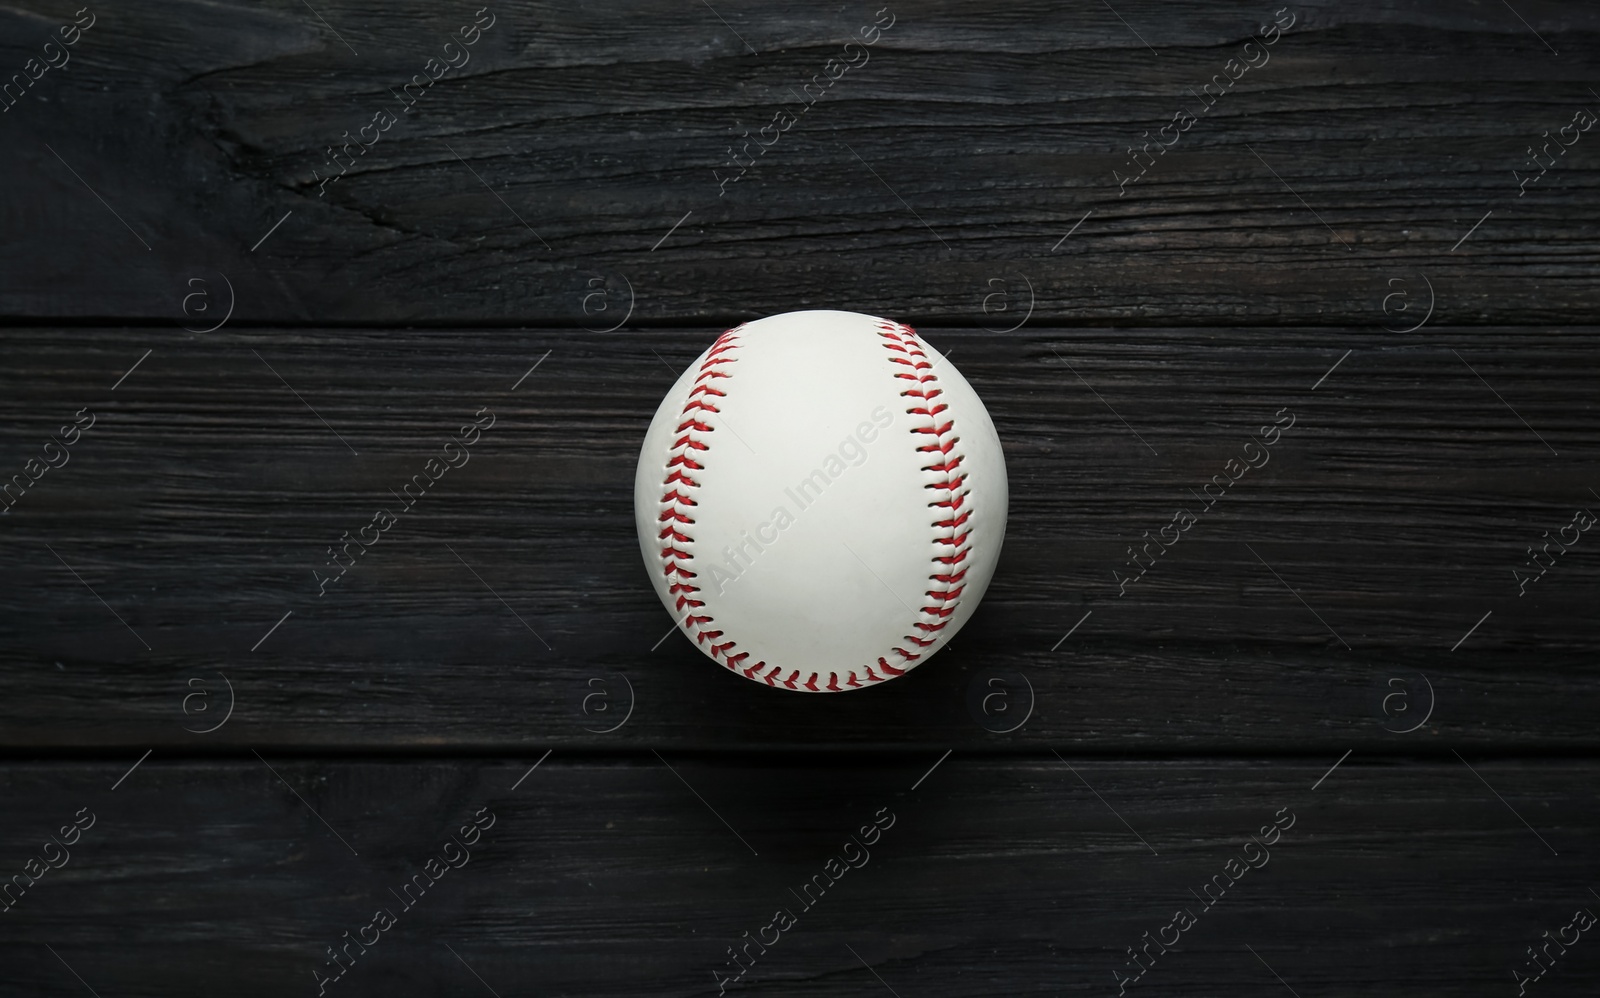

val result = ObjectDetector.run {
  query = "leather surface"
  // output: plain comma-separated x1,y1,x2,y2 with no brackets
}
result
635,310,1008,690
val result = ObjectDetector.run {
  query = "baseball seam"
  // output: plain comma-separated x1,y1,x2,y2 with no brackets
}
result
874,321,969,677
658,320,968,692
657,326,744,658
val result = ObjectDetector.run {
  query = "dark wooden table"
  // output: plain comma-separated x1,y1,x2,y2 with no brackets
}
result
2,2,1598,995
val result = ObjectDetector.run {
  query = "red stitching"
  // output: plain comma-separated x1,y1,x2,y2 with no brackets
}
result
658,319,970,690
658,327,754,672
877,321,970,676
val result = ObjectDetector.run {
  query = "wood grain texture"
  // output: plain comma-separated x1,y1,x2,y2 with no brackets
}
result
3,3,1597,994
1,1,1598,324
2,325,1595,750
0,756,1593,997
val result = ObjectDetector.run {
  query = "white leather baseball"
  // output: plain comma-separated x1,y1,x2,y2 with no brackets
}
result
634,310,1008,691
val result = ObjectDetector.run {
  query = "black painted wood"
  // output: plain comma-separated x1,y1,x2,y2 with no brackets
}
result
1,325,1595,750
0,756,1593,998
4,3,1598,995
0,1,1598,325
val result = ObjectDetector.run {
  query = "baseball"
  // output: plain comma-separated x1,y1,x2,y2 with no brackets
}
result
634,310,1008,692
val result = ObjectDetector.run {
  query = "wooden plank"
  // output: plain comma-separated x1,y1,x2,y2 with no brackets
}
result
1,325,1596,749
1,1,1598,323
0,756,1593,996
